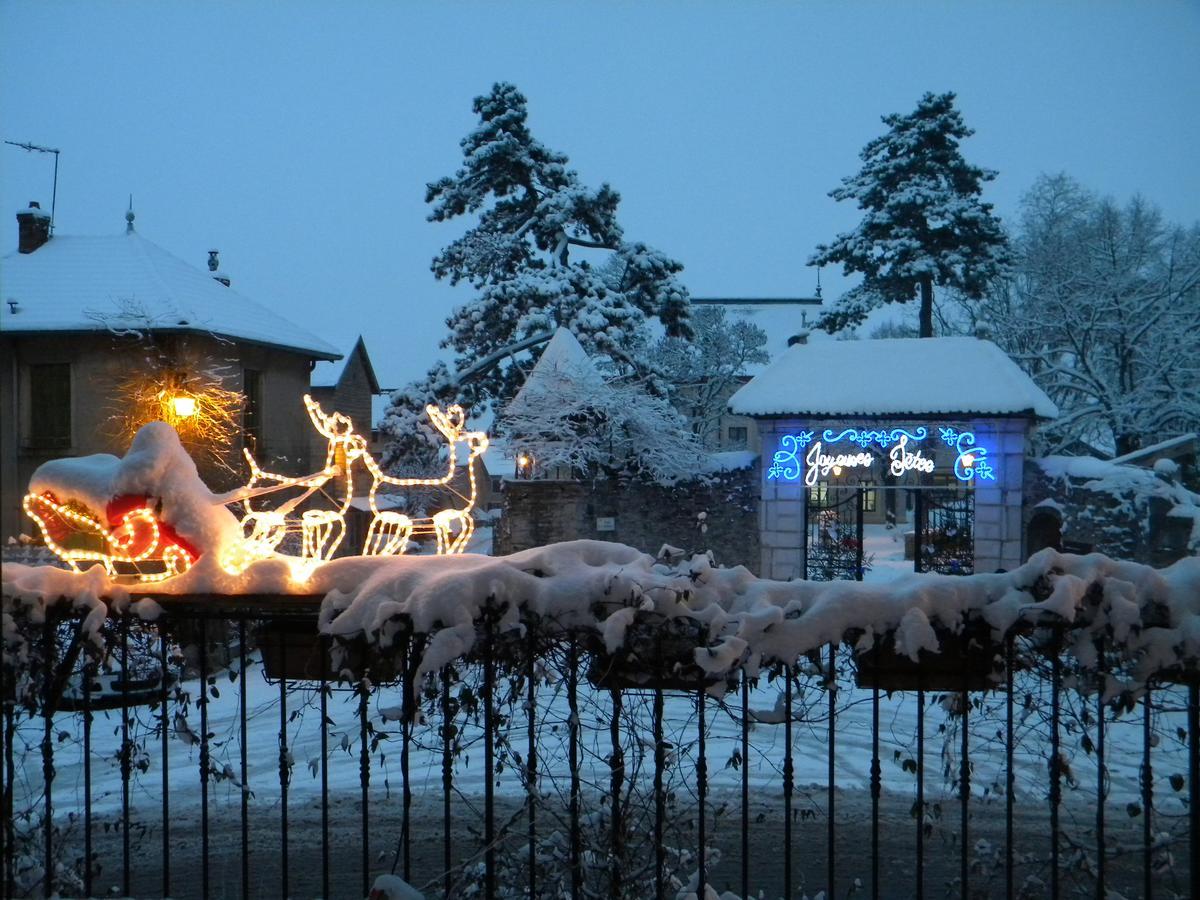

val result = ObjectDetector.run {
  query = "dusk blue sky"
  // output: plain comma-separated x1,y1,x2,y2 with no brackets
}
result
3,2,1198,390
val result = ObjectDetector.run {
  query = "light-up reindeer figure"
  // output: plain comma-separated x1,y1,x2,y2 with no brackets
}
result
358,404,481,556
222,395,368,569
431,430,489,554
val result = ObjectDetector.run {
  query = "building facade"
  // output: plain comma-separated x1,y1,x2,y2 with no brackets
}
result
0,203,340,540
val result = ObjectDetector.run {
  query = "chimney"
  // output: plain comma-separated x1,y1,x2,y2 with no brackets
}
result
17,201,51,253
207,249,231,287
787,327,810,347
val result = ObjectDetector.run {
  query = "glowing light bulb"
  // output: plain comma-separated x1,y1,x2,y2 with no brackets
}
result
961,453,975,468
832,465,842,476
171,395,198,418
518,454,530,467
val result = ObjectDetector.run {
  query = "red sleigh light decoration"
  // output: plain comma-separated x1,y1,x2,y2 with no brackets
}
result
24,395,490,584
22,491,199,583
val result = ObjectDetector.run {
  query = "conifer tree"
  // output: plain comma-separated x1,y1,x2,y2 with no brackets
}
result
381,82,691,468
810,91,1009,337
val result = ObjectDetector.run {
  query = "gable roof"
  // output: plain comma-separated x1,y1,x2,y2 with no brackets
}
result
728,336,1058,419
311,336,381,391
1,231,339,359
508,327,605,410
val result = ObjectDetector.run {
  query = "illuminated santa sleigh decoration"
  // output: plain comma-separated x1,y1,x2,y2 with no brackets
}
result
23,490,200,584
23,395,490,584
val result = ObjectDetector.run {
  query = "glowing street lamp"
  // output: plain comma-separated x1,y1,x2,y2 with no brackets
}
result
171,395,198,419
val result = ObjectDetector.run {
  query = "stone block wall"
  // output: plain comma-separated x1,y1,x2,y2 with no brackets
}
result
495,465,761,572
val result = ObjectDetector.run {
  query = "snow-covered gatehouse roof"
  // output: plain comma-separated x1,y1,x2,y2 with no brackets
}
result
2,229,340,360
728,336,1058,419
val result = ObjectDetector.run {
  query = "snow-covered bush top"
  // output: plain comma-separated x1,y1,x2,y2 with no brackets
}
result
4,541,1197,694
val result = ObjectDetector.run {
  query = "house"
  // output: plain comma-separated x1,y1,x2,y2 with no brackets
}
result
730,336,1058,579
309,336,386,461
689,296,822,454
0,202,341,540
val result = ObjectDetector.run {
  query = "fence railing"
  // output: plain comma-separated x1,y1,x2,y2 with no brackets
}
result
2,593,1198,899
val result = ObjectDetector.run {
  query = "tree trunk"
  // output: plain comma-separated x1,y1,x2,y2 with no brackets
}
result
1114,432,1141,457
919,277,934,338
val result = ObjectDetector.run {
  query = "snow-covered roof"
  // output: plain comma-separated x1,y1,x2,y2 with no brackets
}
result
1,232,340,359
509,327,604,409
728,337,1058,419
1109,432,1197,466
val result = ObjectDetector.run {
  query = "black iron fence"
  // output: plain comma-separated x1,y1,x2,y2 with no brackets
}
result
2,595,1198,899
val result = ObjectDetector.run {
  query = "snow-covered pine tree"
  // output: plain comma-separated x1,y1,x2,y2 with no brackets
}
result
810,91,1009,338
380,82,692,470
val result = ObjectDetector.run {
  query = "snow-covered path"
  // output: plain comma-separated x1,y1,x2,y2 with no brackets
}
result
11,651,1189,825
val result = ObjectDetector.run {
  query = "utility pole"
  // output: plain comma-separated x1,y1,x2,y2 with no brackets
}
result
4,140,61,233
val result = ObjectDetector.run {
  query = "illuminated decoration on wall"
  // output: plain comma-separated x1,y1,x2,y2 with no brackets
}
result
767,425,996,485
25,395,490,584
23,491,198,583
939,426,995,482
765,431,814,480
822,427,928,448
109,366,244,475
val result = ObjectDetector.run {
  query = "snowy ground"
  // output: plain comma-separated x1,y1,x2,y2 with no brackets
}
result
860,520,915,583
9,648,1193,898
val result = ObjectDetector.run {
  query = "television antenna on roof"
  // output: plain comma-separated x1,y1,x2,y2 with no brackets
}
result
4,140,61,234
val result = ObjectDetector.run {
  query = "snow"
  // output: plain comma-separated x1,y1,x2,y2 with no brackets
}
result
2,231,339,359
507,327,604,409
728,337,1058,419
700,450,757,473
1035,454,1200,550
1110,432,1197,466
6,537,1198,691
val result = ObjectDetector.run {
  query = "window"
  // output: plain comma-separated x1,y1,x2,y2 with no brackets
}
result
861,490,877,512
243,368,263,457
727,426,748,447
27,364,71,448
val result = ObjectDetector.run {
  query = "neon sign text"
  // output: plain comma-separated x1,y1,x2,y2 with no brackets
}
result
888,435,935,477
767,425,996,484
804,442,874,486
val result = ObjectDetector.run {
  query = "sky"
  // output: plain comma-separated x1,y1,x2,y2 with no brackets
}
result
2,1,1198,392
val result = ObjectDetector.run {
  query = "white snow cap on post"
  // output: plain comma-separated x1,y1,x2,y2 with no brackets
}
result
728,337,1058,419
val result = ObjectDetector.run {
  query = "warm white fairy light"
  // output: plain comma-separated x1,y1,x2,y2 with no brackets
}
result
22,492,194,583
170,395,198,418
26,394,491,583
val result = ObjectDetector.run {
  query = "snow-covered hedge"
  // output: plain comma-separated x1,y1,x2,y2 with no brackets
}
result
4,541,1197,695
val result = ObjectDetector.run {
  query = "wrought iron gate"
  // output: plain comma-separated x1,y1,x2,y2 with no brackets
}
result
803,486,864,581
914,487,975,575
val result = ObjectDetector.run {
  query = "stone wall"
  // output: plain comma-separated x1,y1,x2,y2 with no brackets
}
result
1023,458,1199,566
495,464,761,572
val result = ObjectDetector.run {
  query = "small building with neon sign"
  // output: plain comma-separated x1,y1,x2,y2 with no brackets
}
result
729,336,1058,581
